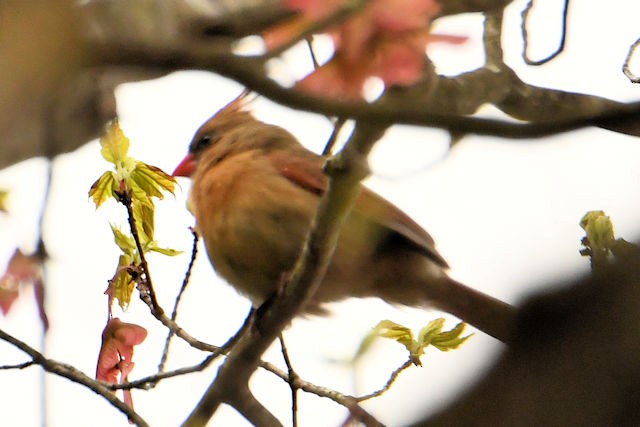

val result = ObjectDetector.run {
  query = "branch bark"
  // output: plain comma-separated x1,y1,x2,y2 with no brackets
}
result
3,0,640,170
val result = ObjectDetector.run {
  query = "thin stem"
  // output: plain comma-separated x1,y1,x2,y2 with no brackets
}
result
110,353,218,391
279,334,298,427
159,228,199,372
623,37,640,83
305,37,320,70
0,361,36,370
265,1,366,58
322,117,347,156
117,191,162,315
521,0,570,65
356,359,413,402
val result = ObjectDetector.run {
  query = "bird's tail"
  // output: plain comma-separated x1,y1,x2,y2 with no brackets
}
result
430,278,516,343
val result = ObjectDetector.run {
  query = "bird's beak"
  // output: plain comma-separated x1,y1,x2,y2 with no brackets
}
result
172,153,197,177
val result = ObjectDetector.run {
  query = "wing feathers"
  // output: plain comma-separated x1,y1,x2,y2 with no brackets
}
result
269,149,448,267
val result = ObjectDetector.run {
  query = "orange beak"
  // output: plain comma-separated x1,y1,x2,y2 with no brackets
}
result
172,153,198,177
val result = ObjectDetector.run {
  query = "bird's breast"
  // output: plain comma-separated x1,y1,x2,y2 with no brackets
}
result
190,151,318,305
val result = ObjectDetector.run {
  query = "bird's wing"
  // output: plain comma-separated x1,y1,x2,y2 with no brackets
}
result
269,149,449,268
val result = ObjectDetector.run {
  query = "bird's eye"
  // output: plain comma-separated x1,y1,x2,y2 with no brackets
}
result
192,134,213,153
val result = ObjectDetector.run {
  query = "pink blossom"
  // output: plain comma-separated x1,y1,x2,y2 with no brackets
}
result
266,0,466,100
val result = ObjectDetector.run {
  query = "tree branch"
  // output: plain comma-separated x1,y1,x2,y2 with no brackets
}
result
93,40,640,140
182,122,388,426
0,328,149,426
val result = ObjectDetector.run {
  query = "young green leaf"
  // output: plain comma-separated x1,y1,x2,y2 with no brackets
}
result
90,120,176,208
110,225,137,258
580,211,615,253
131,191,155,242
422,320,471,352
0,190,8,212
100,119,130,164
106,254,136,309
130,162,176,201
579,210,640,267
147,244,182,257
89,171,117,208
357,318,471,366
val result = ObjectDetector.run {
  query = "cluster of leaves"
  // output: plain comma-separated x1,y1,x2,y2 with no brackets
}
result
264,0,465,100
89,120,178,411
357,318,471,366
89,120,179,310
579,210,640,268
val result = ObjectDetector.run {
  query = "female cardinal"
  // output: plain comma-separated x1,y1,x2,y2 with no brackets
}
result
173,94,515,342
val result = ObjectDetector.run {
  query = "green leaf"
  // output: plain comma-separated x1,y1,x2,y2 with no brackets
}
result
89,172,117,208
110,225,137,258
428,322,471,352
131,189,155,242
580,211,615,252
130,162,176,201
418,318,446,343
112,254,136,310
148,244,182,257
100,119,130,164
357,318,472,366
0,190,8,212
373,320,415,350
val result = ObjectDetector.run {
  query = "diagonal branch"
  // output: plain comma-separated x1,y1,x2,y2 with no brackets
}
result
182,122,388,426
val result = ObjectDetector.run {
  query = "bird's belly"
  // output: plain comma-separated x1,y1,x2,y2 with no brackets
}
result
195,172,317,305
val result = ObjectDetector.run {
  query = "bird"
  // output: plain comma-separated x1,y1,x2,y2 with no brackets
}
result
173,93,515,342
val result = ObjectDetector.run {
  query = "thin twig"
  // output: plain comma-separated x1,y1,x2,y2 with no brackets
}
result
305,37,321,70
117,191,163,315
0,360,36,370
356,359,413,402
623,37,640,83
265,1,366,58
279,334,299,427
110,353,218,391
0,328,149,426
137,288,223,353
304,26,347,158
521,0,570,66
159,228,199,372
322,117,347,156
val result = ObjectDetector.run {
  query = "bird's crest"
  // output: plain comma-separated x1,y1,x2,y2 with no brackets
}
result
213,89,255,123
190,90,257,146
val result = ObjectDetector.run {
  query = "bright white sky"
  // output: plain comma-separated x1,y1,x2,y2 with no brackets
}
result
2,1,640,426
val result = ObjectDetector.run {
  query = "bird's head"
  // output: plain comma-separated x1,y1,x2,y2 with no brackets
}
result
172,90,256,177
173,91,308,180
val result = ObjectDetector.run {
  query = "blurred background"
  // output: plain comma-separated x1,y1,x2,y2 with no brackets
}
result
1,1,640,425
